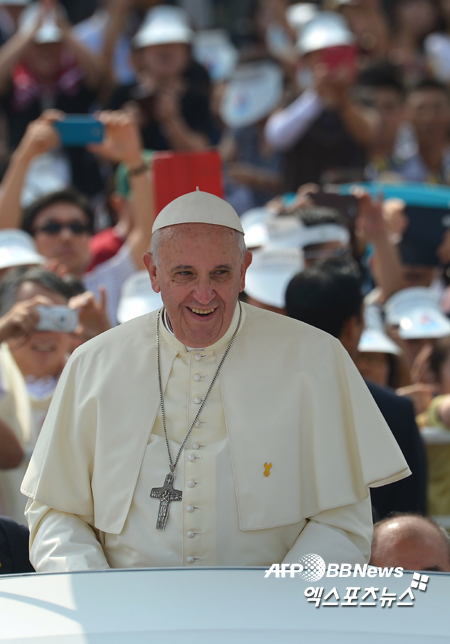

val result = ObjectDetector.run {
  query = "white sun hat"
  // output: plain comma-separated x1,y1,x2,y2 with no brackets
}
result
193,29,238,82
220,61,283,128
296,11,355,55
385,287,450,340
19,4,63,43
358,305,401,355
117,271,163,324
0,229,44,270
245,247,304,309
133,6,193,49
152,189,244,234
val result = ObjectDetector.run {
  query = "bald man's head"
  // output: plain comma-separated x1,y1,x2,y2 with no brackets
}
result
370,515,450,572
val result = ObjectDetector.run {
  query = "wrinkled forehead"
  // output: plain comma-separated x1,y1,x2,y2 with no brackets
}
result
157,222,241,250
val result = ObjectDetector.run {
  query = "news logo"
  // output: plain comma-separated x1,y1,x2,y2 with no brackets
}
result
264,555,429,608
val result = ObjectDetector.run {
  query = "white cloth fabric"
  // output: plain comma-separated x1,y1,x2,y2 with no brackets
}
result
264,89,324,152
22,303,410,571
84,242,137,326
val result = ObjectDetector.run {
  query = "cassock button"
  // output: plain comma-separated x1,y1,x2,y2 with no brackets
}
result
187,556,195,563
193,374,201,382
194,353,202,361
193,397,202,404
192,443,200,450
188,454,196,462
187,480,196,488
187,531,195,538
186,505,194,513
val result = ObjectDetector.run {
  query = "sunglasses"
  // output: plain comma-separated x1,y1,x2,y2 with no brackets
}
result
33,221,90,236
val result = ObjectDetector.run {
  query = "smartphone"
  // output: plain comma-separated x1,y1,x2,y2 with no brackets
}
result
36,306,79,333
308,191,359,232
54,116,104,147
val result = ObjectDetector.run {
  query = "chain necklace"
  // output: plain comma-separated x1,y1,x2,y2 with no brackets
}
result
150,302,242,530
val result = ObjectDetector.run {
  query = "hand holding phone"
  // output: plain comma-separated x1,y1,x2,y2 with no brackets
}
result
53,115,104,147
36,306,79,333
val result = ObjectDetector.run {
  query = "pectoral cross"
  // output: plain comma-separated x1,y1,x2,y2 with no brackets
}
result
150,473,182,531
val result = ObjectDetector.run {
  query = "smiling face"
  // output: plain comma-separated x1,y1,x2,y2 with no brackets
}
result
7,281,72,379
144,223,252,348
32,202,91,277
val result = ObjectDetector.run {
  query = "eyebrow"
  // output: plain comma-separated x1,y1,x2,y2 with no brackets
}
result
171,264,233,271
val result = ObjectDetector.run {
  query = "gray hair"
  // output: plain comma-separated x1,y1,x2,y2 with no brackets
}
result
150,226,247,267
0,266,73,317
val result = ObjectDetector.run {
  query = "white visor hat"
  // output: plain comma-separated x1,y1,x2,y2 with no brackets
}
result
358,305,401,355
385,287,450,340
0,229,44,270
117,271,163,324
245,247,304,309
220,61,283,128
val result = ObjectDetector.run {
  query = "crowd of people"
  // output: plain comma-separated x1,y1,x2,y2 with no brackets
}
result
0,0,449,572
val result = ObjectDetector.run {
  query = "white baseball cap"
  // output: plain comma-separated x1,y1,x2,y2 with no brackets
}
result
133,6,193,49
296,11,355,55
245,247,304,309
117,271,163,324
358,305,401,355
0,229,44,270
152,189,244,234
220,61,283,128
385,287,450,340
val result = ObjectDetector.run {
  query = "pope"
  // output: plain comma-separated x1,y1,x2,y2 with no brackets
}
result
21,190,410,572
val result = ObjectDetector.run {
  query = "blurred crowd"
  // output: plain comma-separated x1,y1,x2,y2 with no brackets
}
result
2,0,450,570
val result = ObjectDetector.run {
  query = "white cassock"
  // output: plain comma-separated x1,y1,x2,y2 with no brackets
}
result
21,303,410,572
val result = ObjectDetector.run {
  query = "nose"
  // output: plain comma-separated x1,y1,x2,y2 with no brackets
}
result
59,225,75,241
192,276,215,305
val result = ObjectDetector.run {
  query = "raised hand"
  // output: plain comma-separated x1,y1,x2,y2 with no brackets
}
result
88,110,144,169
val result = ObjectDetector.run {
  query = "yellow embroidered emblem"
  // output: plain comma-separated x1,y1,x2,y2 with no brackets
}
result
264,462,272,477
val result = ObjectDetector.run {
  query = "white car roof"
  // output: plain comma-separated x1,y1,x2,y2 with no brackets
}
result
0,567,448,642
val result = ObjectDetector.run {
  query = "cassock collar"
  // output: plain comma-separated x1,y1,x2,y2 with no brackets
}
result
159,302,246,354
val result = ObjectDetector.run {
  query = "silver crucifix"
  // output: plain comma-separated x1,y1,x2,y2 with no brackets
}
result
150,473,182,530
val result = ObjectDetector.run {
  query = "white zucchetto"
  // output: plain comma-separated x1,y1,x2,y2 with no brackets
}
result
152,190,244,234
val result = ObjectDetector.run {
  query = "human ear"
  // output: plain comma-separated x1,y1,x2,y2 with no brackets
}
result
143,252,161,293
239,250,253,292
